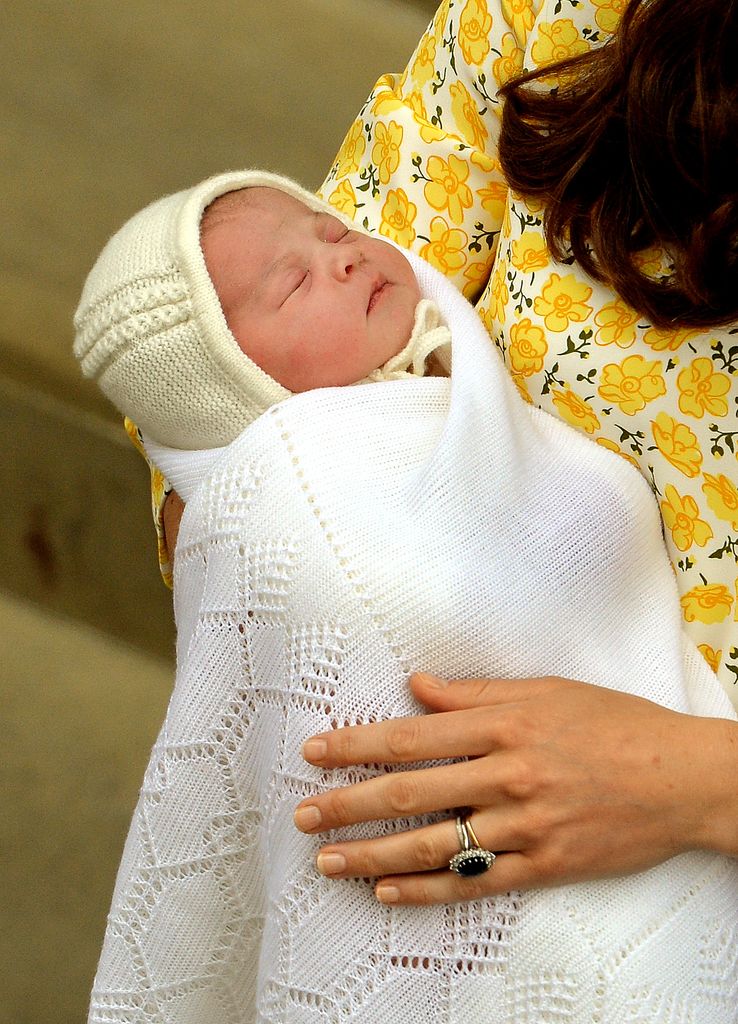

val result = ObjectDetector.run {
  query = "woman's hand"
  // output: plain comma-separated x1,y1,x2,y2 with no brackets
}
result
294,673,738,904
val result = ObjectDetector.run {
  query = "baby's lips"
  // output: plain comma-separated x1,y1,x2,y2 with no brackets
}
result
367,279,388,313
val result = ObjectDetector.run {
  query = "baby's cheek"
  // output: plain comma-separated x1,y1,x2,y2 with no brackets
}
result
285,324,352,390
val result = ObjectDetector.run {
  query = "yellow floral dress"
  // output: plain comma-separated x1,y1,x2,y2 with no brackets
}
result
144,0,738,707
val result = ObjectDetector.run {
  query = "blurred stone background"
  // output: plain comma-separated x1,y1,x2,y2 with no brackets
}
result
2,2,436,1019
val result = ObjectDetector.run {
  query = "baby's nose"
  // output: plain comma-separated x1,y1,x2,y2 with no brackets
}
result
324,239,362,280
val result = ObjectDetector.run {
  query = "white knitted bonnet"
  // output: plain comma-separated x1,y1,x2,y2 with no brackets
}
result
73,170,367,449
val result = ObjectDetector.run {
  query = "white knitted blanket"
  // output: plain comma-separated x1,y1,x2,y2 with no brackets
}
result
91,252,738,1024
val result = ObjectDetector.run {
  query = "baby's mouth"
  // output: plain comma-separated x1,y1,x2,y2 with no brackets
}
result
367,280,388,313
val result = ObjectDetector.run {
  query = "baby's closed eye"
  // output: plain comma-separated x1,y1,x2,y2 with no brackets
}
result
320,215,350,243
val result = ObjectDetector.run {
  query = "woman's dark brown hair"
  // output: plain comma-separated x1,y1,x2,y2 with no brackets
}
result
498,0,738,327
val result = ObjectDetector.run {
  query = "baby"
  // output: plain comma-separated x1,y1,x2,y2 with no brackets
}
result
74,170,450,450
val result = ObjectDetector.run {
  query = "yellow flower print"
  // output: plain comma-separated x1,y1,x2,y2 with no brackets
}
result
471,151,509,220
407,91,427,121
408,93,446,143
489,258,510,321
501,0,535,44
458,0,493,66
512,191,545,215
508,318,548,376
502,200,512,238
677,357,730,419
379,188,417,248
595,436,639,469
125,417,173,587
551,389,601,434
643,325,700,352
593,300,639,348
478,302,497,336
632,245,667,278
151,466,168,506
595,437,618,454
419,121,447,144
470,150,499,174
424,154,474,225
598,355,666,415
433,0,450,43
370,96,403,116
477,180,508,223
411,34,437,88
697,644,722,674
533,272,593,332
680,584,733,625
419,217,468,275
597,440,634,471
702,473,738,530
660,484,713,551
327,180,358,218
333,118,366,179
511,231,549,273
511,373,534,404
531,19,590,67
462,259,493,301
650,412,703,479
591,0,628,34
372,121,403,185
493,32,524,86
124,416,144,454
450,81,489,149
371,76,405,116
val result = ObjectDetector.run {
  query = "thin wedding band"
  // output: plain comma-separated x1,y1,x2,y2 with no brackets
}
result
449,814,496,877
465,818,483,849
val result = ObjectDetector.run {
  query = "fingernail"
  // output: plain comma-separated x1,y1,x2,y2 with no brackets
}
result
316,852,346,875
375,885,400,904
294,805,322,831
415,672,447,689
302,738,328,762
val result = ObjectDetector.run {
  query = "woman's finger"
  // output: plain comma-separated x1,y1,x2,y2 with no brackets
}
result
315,810,518,879
373,851,540,905
302,706,507,767
294,756,506,832
409,671,578,712
301,675,585,770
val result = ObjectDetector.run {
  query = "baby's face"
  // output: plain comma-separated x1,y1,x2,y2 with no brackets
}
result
200,188,421,391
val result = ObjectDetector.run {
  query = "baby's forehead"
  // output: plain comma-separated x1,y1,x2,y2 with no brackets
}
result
201,186,309,235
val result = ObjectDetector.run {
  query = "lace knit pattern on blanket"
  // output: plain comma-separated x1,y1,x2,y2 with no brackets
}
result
89,253,738,1024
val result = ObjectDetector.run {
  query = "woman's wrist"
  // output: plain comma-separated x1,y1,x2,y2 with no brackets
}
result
690,716,738,857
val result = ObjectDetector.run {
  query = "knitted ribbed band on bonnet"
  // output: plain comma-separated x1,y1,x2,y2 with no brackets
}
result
73,170,371,449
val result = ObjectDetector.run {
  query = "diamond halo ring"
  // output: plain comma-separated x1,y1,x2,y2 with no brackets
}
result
449,814,496,877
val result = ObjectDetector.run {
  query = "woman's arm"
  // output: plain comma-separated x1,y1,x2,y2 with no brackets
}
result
295,673,738,903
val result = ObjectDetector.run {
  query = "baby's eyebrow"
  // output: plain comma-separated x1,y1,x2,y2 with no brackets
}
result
264,251,292,281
